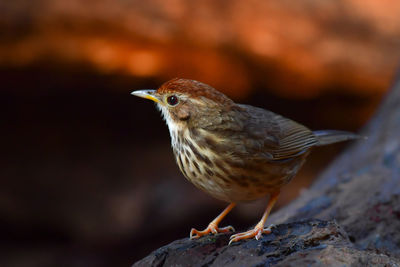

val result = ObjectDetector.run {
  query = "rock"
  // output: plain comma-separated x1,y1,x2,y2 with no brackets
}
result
133,219,399,267
270,70,400,259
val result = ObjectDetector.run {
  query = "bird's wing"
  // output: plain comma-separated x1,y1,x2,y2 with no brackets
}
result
238,104,318,161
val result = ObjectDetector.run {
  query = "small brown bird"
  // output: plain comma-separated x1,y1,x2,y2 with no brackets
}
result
132,78,359,244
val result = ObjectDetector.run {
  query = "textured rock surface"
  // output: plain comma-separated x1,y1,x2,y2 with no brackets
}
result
270,71,400,258
133,219,399,267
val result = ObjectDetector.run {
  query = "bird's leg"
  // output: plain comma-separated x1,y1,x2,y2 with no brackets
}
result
229,191,279,245
190,203,236,239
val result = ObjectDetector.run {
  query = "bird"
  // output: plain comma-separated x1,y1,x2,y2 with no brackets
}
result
131,78,360,244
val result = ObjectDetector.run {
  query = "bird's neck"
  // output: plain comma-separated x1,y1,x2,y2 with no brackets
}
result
163,112,189,149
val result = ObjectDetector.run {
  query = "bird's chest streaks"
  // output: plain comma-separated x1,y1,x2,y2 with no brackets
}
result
169,127,309,202
169,128,231,200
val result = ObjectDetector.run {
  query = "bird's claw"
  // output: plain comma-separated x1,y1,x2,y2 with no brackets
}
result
190,224,235,239
228,224,274,245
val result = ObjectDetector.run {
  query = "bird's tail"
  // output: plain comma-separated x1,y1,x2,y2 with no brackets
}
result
313,130,363,146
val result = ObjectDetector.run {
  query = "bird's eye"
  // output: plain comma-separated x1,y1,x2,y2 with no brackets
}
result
166,95,179,106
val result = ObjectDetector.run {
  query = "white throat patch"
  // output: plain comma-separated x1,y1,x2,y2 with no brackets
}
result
157,103,185,148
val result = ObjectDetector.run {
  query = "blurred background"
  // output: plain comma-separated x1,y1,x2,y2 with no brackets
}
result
1,0,400,266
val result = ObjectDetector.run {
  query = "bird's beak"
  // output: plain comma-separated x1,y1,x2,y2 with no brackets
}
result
131,89,160,103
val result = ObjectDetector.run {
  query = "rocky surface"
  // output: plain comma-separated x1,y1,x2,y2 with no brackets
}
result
270,70,400,259
133,219,399,267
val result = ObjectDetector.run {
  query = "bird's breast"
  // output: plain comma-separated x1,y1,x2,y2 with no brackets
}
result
169,127,308,202
169,128,233,201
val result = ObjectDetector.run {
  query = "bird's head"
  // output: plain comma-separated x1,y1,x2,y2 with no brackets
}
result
131,78,234,131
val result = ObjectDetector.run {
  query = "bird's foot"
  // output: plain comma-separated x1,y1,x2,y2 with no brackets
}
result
229,224,275,245
190,222,235,239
